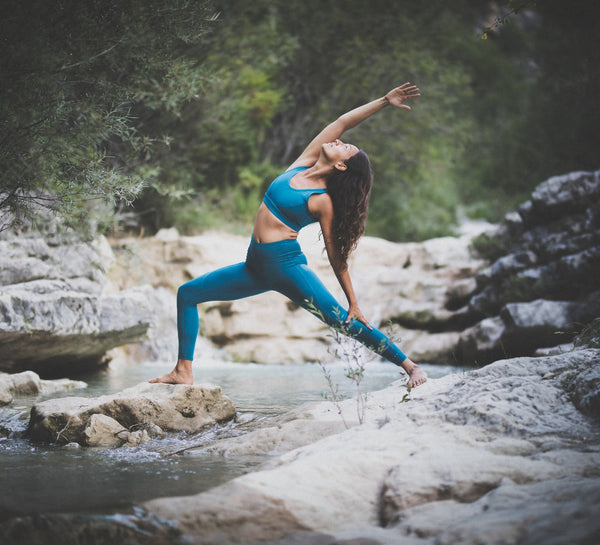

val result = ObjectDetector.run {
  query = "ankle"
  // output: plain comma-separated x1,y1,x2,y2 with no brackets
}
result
401,358,418,374
175,359,193,372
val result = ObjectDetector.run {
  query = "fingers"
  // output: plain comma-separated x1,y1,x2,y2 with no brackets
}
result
397,82,421,98
344,313,373,330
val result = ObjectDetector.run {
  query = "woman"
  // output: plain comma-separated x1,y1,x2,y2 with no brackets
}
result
151,82,427,388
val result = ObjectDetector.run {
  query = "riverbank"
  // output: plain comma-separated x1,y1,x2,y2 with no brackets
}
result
2,348,598,544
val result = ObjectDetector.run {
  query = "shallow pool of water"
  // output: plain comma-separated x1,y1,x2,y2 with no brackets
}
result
0,358,459,518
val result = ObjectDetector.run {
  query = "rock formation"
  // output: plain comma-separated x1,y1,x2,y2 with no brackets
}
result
117,348,600,544
0,370,86,406
0,222,166,375
27,382,237,446
457,170,600,364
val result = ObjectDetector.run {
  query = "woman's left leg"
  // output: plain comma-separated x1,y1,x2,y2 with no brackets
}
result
274,262,409,367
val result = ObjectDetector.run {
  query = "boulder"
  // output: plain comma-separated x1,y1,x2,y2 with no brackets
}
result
500,292,600,346
83,413,130,447
0,222,169,374
460,292,600,364
392,477,600,545
83,413,163,448
27,382,236,445
0,370,86,406
520,169,600,225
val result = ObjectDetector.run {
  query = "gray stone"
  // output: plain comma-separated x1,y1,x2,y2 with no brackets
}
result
461,170,600,363
28,382,236,445
489,250,538,279
0,283,155,373
84,413,129,447
458,316,506,364
519,170,600,225
394,477,600,545
0,370,85,406
137,350,600,545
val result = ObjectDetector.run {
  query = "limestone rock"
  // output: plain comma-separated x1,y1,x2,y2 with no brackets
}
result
459,316,506,363
459,292,600,364
83,413,161,447
393,477,600,545
0,282,156,374
461,169,600,364
28,382,236,445
0,222,171,374
522,169,600,225
139,349,600,545
0,370,86,406
84,413,129,447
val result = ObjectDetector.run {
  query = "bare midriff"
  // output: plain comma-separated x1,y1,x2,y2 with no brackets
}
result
252,202,298,243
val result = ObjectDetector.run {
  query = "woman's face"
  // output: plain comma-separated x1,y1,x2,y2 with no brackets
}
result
323,139,359,165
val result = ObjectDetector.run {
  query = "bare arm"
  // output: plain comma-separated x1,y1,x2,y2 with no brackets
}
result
311,194,372,329
288,82,420,170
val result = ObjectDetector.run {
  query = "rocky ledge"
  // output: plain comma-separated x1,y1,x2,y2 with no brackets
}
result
136,348,600,545
27,382,236,447
3,347,598,545
0,223,168,375
457,169,600,364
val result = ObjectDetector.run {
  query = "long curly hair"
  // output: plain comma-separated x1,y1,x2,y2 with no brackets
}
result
326,149,373,263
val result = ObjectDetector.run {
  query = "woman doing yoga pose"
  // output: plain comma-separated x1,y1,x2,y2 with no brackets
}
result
150,82,427,388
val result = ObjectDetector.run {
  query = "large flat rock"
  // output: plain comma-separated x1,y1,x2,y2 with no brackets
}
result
138,349,600,545
28,382,236,445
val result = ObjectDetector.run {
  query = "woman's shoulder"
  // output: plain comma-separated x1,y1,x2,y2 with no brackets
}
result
308,191,333,218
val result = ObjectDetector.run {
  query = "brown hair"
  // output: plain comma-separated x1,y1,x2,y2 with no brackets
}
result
326,149,372,263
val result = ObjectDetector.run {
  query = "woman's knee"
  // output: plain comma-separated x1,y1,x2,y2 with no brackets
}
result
177,280,198,306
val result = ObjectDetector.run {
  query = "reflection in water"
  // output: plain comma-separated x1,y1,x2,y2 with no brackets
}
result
0,359,458,517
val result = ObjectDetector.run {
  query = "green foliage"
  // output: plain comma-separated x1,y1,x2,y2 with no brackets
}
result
470,232,512,261
2,0,598,241
497,274,538,306
0,0,215,231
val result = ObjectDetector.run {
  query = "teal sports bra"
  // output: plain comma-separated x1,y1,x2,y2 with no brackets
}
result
263,166,327,231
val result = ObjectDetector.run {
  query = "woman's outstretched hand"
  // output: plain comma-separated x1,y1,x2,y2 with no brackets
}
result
385,82,421,110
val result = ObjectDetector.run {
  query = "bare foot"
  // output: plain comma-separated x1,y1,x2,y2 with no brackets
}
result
149,360,193,385
401,358,427,388
407,365,427,388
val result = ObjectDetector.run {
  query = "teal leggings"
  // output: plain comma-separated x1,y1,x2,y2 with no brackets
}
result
177,237,407,365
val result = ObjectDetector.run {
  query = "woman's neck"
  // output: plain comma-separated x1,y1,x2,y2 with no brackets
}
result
300,159,333,187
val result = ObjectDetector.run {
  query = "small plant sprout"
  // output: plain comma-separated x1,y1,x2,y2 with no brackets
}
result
306,300,374,426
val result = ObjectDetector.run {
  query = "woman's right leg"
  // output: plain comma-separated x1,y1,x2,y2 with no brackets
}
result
150,262,266,384
176,263,266,361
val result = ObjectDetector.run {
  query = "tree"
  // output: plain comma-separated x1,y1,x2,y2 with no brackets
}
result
0,0,215,233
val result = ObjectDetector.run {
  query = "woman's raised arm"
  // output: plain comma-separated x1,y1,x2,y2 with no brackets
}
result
288,82,420,169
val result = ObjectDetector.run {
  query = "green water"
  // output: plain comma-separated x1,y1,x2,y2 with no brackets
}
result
0,359,458,518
